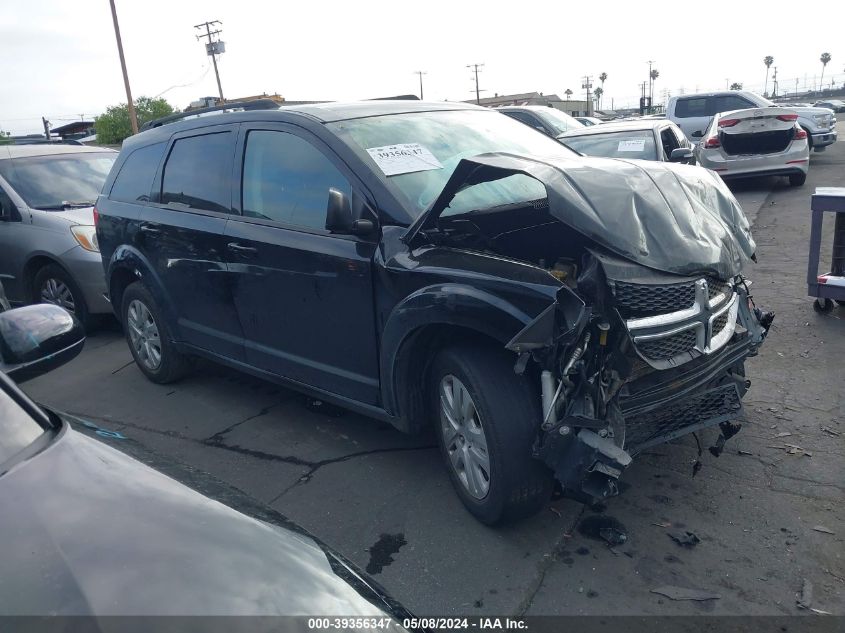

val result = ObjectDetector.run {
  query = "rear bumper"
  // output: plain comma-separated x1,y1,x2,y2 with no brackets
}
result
698,141,809,179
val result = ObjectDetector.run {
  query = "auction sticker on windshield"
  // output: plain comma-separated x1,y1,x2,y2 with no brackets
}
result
617,139,646,152
366,143,443,176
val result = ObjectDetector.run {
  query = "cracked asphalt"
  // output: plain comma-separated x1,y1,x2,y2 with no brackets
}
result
24,126,844,617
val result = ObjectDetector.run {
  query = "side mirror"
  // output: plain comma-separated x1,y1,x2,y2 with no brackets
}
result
0,304,85,383
669,148,695,163
325,188,375,236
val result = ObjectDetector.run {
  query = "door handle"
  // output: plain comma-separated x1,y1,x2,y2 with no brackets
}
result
227,242,258,256
139,224,162,235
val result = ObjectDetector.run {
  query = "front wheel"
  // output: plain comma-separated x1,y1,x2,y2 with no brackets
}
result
121,282,192,383
32,263,91,329
789,172,807,187
431,344,553,525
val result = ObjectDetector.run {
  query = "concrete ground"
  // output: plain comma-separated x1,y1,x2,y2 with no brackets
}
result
24,133,844,617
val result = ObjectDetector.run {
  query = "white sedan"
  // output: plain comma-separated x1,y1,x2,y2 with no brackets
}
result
694,107,809,186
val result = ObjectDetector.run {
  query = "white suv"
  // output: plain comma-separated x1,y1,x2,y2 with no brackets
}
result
667,91,836,152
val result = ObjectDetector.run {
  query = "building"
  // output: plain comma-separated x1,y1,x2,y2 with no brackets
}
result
465,91,592,116
50,121,95,141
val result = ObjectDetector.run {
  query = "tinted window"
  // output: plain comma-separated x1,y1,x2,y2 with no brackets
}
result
674,97,709,118
161,132,232,213
660,127,680,158
504,111,542,130
109,142,165,203
714,95,755,113
242,130,350,230
0,152,115,208
562,129,658,160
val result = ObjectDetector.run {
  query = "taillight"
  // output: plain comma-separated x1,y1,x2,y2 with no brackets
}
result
92,206,99,228
704,136,721,148
776,113,799,122
794,127,808,140
718,118,740,128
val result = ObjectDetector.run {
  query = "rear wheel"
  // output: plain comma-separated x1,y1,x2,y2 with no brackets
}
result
121,282,192,383
431,344,553,525
32,263,91,328
814,298,834,313
789,172,807,187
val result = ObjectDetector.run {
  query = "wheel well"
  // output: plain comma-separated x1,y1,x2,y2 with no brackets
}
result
109,267,140,317
23,255,62,298
392,324,525,434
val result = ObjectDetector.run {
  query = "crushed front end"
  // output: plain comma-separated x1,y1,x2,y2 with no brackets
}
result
508,249,773,502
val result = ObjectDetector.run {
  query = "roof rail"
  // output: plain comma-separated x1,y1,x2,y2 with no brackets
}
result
139,98,281,132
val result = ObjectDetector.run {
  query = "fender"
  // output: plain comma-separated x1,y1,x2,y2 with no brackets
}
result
379,282,538,421
106,244,181,337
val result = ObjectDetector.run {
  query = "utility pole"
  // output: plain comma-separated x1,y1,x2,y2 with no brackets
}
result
772,66,778,98
414,71,427,100
42,117,51,141
795,78,799,96
581,75,593,115
195,20,225,102
467,64,484,104
647,60,654,114
109,0,138,135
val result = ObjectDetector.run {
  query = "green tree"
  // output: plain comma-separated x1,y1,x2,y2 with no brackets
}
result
730,82,743,90
95,96,177,144
564,88,573,100
763,56,773,96
593,87,604,110
819,52,831,91
0,130,12,145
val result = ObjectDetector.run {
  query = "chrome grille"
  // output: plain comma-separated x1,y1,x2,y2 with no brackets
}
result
712,313,729,335
614,281,696,317
637,329,697,361
624,384,742,453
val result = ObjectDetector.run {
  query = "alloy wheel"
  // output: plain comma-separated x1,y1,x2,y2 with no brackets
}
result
127,299,162,371
439,374,491,499
40,278,75,312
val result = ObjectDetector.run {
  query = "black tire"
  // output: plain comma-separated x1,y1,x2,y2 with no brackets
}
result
430,344,553,525
813,298,834,313
32,263,91,329
789,172,807,187
121,281,192,383
836,300,845,307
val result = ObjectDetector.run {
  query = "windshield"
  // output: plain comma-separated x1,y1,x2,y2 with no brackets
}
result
0,381,45,466
0,152,116,209
562,129,658,160
331,109,576,218
532,108,584,135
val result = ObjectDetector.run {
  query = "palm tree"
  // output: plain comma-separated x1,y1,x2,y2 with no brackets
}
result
730,82,743,90
599,72,607,93
763,56,774,96
648,69,659,112
819,52,831,91
564,89,573,100
594,87,604,110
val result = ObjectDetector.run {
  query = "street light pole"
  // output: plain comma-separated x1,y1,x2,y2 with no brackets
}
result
109,0,138,135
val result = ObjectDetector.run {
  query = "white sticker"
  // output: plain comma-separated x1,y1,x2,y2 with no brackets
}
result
366,143,443,176
617,139,646,152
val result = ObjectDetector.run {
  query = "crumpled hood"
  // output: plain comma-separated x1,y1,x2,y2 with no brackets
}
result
407,153,756,280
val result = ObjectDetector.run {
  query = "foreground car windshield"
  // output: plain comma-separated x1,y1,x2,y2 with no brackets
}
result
563,129,658,160
0,152,115,209
0,385,45,466
332,110,576,217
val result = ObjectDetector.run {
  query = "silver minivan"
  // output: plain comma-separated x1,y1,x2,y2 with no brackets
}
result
0,145,117,327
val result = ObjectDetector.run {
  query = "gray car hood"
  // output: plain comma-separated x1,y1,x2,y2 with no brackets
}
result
406,153,756,279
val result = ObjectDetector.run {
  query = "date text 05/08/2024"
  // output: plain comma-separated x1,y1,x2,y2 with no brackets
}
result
307,618,528,631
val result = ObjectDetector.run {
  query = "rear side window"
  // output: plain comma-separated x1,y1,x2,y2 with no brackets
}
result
161,132,233,213
109,142,165,203
674,97,709,118
714,95,755,113
241,130,350,230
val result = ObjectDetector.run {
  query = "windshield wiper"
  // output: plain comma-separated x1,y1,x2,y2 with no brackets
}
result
35,200,96,210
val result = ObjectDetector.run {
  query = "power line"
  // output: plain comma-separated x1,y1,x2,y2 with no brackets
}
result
467,63,485,105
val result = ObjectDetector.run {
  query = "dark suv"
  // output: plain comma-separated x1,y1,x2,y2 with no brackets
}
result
96,100,772,524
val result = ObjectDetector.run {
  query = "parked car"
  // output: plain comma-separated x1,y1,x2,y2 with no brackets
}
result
558,119,694,163
814,99,845,113
96,100,772,524
695,107,809,186
0,300,416,620
574,116,604,126
0,145,117,328
498,105,584,137
667,90,836,152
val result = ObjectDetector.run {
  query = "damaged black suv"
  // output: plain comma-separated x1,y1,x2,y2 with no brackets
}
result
96,101,772,524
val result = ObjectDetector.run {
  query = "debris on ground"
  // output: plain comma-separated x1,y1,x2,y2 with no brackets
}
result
652,521,672,528
577,515,628,546
738,450,754,456
651,585,721,601
821,426,840,436
812,525,835,535
767,443,812,456
773,432,792,438
796,578,813,610
667,531,700,548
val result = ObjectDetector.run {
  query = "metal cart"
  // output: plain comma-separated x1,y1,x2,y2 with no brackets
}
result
807,187,845,313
